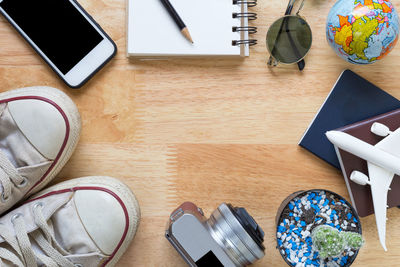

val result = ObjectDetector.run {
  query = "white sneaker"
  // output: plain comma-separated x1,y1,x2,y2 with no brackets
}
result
0,86,81,214
0,176,140,267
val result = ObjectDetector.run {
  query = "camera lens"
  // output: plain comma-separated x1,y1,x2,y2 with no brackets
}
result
228,205,265,251
207,203,265,266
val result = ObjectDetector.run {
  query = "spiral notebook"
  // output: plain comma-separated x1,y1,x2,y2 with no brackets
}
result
126,0,258,57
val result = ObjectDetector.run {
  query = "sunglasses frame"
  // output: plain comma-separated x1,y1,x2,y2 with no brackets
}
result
266,0,311,70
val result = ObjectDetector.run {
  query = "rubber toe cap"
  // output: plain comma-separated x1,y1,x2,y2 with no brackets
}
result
74,189,127,255
8,99,67,160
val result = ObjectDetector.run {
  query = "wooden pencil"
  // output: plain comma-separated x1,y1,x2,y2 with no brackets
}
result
159,0,193,43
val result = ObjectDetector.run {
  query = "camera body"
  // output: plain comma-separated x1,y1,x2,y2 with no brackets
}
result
165,202,265,267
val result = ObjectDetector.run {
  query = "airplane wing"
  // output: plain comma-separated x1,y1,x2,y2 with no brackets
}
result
367,162,394,251
367,129,400,251
374,128,400,157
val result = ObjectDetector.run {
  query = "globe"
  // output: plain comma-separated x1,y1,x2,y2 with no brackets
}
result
326,0,399,64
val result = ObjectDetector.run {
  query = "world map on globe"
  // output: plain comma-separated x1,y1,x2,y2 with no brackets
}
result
327,0,399,64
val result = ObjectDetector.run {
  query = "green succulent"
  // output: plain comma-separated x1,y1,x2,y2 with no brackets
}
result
311,225,364,259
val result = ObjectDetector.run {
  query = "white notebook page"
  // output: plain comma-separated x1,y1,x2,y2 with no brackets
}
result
127,0,245,57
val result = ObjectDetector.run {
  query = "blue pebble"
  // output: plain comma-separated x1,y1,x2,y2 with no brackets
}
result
290,225,295,230
278,239,282,246
289,203,294,210
353,217,358,223
295,217,300,222
300,221,306,227
336,225,341,230
340,199,346,204
331,200,335,205
285,249,290,255
289,212,293,217
332,210,337,215
324,199,329,206
278,226,286,232
306,259,312,265
304,252,311,257
347,213,352,220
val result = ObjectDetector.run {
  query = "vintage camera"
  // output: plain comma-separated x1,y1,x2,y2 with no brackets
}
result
165,202,265,267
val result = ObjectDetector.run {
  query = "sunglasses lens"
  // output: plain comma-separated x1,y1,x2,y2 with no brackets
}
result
266,16,312,64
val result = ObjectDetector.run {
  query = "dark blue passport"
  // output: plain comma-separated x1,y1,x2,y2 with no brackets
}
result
299,69,400,169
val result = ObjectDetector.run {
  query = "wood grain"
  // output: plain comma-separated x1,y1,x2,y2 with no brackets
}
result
1,0,400,266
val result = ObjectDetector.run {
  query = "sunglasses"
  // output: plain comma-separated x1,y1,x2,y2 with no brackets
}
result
266,0,312,71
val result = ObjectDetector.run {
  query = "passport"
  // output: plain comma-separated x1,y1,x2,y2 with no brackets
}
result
299,69,400,169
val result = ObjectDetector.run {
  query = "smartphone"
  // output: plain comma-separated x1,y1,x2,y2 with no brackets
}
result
0,0,116,88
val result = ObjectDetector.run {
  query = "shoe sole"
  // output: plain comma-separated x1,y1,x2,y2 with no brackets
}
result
29,176,141,267
0,86,81,197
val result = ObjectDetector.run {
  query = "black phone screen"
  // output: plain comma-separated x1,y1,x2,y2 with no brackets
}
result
0,0,104,74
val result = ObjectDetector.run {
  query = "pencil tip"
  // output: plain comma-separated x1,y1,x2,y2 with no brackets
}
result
181,28,194,44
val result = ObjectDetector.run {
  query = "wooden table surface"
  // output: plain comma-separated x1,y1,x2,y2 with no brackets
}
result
1,0,400,266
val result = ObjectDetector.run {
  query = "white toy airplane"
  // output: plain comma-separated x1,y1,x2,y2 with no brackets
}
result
326,122,400,251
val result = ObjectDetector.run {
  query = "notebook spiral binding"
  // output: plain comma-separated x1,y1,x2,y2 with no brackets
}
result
232,0,258,47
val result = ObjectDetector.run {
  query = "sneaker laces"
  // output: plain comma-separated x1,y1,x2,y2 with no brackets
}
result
0,203,74,267
0,150,27,203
